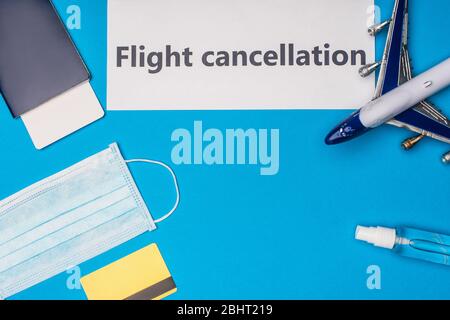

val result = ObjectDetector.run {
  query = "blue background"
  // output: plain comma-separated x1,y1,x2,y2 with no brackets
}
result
1,0,450,300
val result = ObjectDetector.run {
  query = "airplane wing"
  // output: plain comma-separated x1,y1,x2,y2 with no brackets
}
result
372,0,450,143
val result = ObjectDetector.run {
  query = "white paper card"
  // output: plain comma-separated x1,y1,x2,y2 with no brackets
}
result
22,82,104,149
107,0,375,110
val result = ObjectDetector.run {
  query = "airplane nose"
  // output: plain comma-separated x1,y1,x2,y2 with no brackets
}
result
325,127,346,145
325,111,369,145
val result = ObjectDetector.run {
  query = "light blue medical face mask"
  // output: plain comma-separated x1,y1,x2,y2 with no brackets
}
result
0,143,180,299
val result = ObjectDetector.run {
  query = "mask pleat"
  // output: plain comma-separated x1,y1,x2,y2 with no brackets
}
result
0,153,123,244
1,208,148,293
0,191,139,274
0,185,132,259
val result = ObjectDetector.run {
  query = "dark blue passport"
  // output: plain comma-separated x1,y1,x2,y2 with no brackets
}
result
0,0,90,118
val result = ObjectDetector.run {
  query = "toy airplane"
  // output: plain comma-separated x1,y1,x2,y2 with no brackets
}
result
325,0,450,163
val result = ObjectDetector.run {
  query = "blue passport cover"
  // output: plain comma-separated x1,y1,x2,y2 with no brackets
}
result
0,0,90,118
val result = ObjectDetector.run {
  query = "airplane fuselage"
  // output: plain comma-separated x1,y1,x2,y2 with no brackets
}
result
325,57,450,145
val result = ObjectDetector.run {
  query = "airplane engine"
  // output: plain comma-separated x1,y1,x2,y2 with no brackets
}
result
359,61,381,77
401,134,425,150
368,19,392,36
442,152,450,164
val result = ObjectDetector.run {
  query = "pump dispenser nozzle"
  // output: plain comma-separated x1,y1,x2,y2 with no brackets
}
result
355,226,397,249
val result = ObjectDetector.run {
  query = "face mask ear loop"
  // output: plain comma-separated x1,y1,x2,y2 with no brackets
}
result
125,159,180,223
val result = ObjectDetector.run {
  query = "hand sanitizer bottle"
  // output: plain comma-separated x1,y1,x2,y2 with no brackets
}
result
355,225,450,266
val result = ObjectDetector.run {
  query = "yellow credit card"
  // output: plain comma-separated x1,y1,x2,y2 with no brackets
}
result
81,244,177,300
